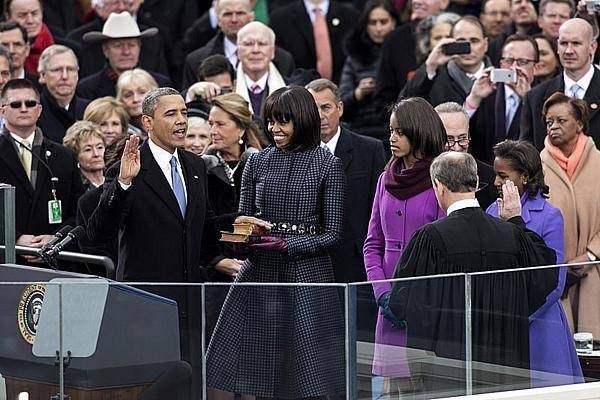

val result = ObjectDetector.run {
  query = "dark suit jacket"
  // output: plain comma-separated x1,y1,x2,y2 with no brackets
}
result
519,68,600,150
0,131,84,238
400,63,469,107
269,0,359,84
470,83,522,164
182,10,218,54
330,127,386,282
181,32,296,90
475,159,498,211
77,67,171,101
86,142,221,283
65,16,170,80
39,89,89,143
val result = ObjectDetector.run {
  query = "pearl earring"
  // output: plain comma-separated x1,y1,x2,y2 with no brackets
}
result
238,138,244,145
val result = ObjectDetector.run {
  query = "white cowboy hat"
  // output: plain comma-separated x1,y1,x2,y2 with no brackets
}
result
83,11,158,43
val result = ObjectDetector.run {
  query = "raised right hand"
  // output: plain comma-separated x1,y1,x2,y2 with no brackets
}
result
118,135,141,185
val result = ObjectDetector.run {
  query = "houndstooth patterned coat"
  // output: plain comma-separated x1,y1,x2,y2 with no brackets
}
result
206,146,347,398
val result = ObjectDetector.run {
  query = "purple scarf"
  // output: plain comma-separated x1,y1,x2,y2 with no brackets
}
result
384,158,433,200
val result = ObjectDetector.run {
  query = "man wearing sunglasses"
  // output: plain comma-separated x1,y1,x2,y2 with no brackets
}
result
463,34,538,164
0,78,84,264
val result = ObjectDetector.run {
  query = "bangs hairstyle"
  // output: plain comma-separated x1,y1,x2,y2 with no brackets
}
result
390,97,446,161
262,86,320,152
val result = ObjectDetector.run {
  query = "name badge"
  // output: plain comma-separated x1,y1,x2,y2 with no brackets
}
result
48,199,62,224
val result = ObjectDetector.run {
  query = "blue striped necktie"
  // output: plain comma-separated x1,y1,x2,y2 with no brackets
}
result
170,156,186,217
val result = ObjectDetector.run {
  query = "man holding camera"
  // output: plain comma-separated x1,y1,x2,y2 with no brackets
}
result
400,16,492,107
464,34,538,164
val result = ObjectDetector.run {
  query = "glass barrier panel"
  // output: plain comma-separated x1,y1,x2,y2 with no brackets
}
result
204,282,347,399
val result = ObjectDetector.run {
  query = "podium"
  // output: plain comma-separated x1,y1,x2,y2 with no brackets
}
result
0,264,181,399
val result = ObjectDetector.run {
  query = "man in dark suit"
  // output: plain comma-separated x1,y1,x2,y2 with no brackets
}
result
435,101,498,210
401,16,492,107
66,1,170,80
0,21,37,83
375,0,450,107
306,78,386,283
182,0,295,90
86,87,244,399
465,34,538,163
76,11,171,101
269,0,359,83
0,78,84,261
520,18,600,150
37,45,89,143
182,3,218,54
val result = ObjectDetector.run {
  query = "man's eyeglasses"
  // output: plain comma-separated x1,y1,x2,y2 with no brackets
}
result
500,57,536,67
46,66,79,76
446,137,470,148
4,100,38,109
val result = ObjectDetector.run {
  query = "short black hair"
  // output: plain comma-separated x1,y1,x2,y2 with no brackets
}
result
1,78,39,100
503,33,540,62
493,140,549,199
0,20,28,43
262,86,320,152
196,54,235,82
391,97,447,161
542,91,589,133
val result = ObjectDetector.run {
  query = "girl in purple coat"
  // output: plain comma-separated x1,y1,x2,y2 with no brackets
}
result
486,140,583,386
364,97,446,396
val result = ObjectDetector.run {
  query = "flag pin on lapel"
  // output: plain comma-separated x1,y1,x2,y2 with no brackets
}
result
591,103,598,110
332,18,340,26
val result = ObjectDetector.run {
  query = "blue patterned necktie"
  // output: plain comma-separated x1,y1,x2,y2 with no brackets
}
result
170,156,186,217
570,84,582,100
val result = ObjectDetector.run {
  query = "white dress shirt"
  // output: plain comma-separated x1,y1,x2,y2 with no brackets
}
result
564,65,595,100
245,72,269,93
10,130,35,156
320,126,341,154
303,0,330,22
223,36,238,69
447,198,480,215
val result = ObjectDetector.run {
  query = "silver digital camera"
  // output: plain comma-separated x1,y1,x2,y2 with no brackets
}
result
490,68,517,84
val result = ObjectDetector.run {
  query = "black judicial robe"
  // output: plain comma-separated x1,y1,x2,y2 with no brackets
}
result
389,207,557,373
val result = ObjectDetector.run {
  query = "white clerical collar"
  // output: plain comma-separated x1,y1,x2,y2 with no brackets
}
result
320,126,341,154
564,65,595,97
304,0,330,22
447,198,480,215
148,135,180,168
245,72,269,92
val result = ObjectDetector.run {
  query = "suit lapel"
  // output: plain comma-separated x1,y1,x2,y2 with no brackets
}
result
291,2,316,55
494,84,506,141
584,68,600,122
0,134,34,196
179,151,200,224
334,128,352,171
140,143,184,222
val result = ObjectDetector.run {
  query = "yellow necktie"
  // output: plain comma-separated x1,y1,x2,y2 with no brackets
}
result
20,139,32,180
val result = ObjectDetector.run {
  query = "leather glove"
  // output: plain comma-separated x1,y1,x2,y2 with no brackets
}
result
249,236,288,253
377,291,406,328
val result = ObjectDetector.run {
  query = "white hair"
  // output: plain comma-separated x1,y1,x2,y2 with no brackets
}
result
237,21,276,46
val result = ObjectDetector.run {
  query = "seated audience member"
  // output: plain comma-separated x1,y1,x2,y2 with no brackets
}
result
268,0,360,83
541,92,600,344
185,116,211,156
479,0,512,39
5,0,54,76
486,139,583,386
0,21,35,81
83,96,130,146
537,0,575,39
0,78,84,261
533,33,561,82
401,16,492,107
63,120,106,190
116,68,158,138
339,0,397,144
520,18,600,150
435,101,497,209
185,54,236,114
182,0,295,90
67,0,170,80
375,0,450,107
487,0,539,65
37,45,89,143
415,12,460,65
465,34,538,163
76,11,170,101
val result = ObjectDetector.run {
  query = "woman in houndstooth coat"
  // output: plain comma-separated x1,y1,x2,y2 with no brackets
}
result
206,86,347,399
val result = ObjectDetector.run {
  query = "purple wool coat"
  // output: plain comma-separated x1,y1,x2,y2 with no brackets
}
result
364,173,444,377
487,191,583,385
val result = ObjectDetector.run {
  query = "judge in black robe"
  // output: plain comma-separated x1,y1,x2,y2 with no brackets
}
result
388,152,558,391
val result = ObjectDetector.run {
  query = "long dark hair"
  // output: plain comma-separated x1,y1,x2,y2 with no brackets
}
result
358,0,398,39
493,140,550,199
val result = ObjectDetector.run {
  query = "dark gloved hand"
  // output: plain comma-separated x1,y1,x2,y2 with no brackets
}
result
249,236,288,253
377,291,406,328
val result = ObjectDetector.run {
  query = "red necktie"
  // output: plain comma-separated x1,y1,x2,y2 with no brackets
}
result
313,7,333,80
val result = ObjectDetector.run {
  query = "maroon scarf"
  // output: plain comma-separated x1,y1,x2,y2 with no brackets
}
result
25,23,54,75
384,158,433,200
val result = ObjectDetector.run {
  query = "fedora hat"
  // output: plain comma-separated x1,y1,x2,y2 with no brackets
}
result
83,11,158,43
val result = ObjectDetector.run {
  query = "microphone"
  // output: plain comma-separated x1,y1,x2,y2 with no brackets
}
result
44,226,85,258
38,225,72,253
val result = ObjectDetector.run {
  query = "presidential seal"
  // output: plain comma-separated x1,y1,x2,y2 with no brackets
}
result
17,284,46,344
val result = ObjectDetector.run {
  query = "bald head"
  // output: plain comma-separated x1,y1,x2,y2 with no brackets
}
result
559,18,594,42
557,18,597,80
